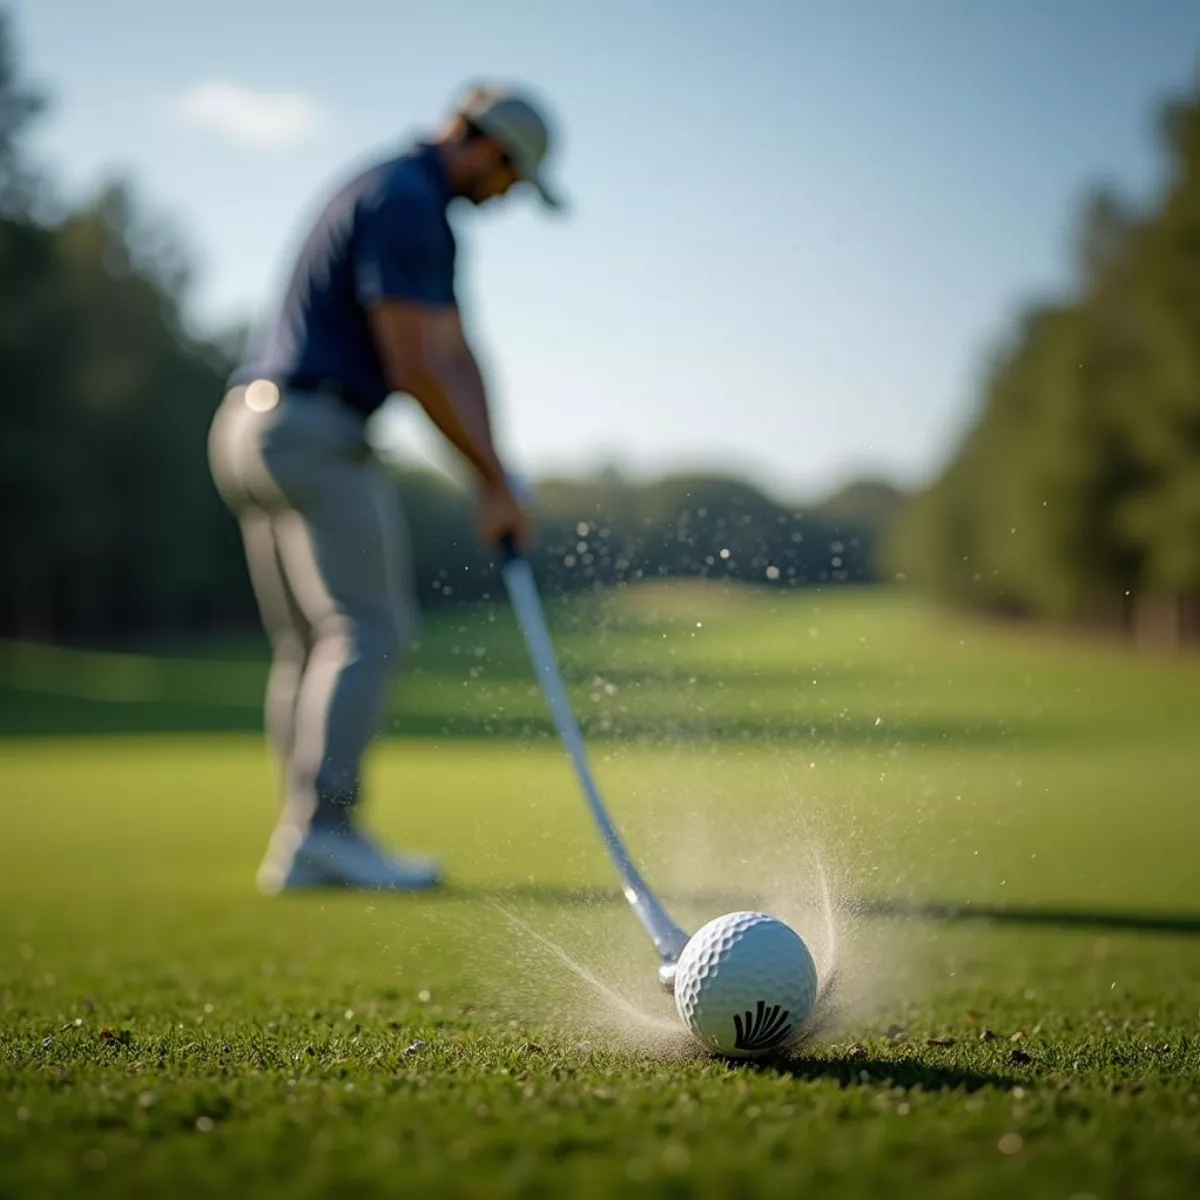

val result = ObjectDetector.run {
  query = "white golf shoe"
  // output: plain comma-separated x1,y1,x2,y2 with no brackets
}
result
256,824,443,894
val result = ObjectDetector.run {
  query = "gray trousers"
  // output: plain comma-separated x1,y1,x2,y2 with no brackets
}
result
208,385,419,829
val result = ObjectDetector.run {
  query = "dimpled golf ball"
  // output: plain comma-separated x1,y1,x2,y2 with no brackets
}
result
673,911,818,1058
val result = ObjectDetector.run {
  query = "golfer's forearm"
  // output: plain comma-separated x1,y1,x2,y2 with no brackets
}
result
458,342,495,443
404,354,505,488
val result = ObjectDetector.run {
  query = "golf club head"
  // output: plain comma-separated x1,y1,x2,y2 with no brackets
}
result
658,959,679,996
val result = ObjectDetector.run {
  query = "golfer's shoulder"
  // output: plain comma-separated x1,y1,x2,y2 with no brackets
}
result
355,147,447,225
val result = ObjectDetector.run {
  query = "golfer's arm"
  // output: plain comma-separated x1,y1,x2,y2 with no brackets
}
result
369,302,506,489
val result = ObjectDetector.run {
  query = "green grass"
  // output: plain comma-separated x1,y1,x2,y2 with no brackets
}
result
2,585,1199,1198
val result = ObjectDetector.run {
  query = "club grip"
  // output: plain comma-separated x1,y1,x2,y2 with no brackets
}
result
498,532,522,565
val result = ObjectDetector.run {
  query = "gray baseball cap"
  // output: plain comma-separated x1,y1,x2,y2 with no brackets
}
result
456,83,564,210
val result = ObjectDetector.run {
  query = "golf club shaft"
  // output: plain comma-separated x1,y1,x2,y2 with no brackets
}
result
499,537,690,968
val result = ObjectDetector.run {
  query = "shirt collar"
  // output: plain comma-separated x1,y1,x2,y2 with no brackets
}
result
414,140,453,207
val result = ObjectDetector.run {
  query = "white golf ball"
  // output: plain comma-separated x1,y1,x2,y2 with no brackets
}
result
673,911,818,1058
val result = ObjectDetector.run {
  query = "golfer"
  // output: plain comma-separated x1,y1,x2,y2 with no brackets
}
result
208,83,563,893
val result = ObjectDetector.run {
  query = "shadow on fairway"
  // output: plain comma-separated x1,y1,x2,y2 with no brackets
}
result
0,636,1087,747
750,1055,1018,1093
466,884,1200,939
0,683,1081,750
856,898,1200,937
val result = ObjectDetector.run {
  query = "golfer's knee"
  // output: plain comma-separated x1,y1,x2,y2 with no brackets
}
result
333,611,404,667
270,627,309,667
308,605,410,673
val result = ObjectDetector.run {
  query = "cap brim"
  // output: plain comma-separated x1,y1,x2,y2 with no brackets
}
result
529,173,565,212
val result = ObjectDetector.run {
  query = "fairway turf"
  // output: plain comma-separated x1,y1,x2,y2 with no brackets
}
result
2,587,1199,1198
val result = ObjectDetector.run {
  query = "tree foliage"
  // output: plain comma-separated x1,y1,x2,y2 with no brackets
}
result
0,7,43,217
885,78,1200,641
0,9,900,644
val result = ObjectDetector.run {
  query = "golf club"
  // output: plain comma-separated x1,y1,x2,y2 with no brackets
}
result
499,534,691,992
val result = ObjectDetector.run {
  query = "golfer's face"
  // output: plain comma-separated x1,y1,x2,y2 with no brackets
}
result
469,147,520,204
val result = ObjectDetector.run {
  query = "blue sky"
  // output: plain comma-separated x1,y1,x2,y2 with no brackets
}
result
12,0,1200,499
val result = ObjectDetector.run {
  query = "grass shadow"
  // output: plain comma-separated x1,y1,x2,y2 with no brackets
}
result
0,685,1077,749
750,1054,1017,1093
463,884,1200,939
858,898,1200,937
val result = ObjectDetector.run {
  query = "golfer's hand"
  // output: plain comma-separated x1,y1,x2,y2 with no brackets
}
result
476,480,531,551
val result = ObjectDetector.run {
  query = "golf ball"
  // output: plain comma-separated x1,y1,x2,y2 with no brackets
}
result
673,911,818,1058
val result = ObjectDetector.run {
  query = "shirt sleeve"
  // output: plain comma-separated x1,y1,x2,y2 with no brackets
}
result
354,188,456,307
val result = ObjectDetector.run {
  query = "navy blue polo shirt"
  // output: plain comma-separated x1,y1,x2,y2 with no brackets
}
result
231,142,457,416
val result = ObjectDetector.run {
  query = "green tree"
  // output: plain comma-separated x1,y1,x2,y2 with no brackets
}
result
0,6,44,217
886,79,1200,643
1110,96,1200,618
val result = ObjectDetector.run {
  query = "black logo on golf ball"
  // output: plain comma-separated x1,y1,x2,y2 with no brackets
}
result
733,1000,793,1052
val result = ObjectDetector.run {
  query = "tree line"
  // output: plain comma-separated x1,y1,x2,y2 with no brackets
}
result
0,10,898,645
883,77,1200,646
19,9,1187,649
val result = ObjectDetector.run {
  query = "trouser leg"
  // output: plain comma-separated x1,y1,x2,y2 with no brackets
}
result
268,468,411,828
237,508,311,778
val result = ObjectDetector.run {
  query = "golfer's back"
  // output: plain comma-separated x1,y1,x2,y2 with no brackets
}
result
231,142,458,418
